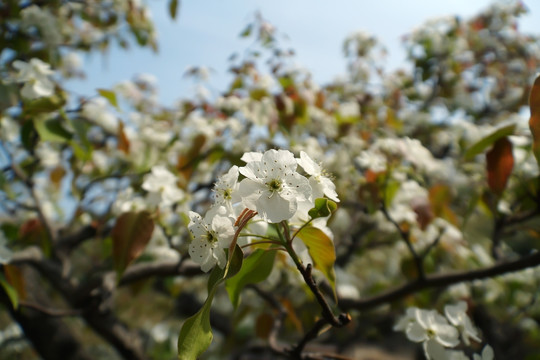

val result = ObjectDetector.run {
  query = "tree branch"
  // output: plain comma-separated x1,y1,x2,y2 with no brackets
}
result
339,250,540,311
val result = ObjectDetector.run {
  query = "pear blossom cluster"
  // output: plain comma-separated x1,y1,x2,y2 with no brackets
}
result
394,302,493,360
187,149,339,271
11,58,55,100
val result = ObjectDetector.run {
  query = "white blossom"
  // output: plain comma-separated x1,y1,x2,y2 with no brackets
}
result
238,149,311,223
297,151,339,202
213,165,240,210
405,308,459,347
142,165,184,207
473,345,494,360
20,5,62,45
12,58,55,99
188,209,235,272
81,98,118,133
444,301,481,345
395,307,460,360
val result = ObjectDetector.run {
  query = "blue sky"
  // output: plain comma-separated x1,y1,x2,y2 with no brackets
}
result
66,0,540,105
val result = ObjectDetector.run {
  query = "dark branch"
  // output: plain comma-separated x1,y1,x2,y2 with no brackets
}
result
339,250,540,311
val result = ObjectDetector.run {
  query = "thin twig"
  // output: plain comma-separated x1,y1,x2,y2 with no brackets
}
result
339,250,540,311
19,300,83,317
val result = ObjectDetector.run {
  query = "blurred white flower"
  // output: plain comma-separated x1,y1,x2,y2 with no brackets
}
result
297,151,339,202
473,345,494,360
444,301,481,345
396,307,460,360
21,5,62,45
12,58,55,99
142,165,184,207
81,98,118,133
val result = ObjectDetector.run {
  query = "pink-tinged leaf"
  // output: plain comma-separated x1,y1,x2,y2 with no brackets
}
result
111,211,154,278
296,226,337,301
486,137,514,196
529,75,540,166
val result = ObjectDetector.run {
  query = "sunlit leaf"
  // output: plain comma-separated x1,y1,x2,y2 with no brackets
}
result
296,226,337,301
486,137,514,196
34,117,73,143
529,75,540,166
429,184,458,226
308,198,338,219
97,88,119,109
0,273,18,310
23,94,66,115
4,265,25,303
225,249,275,308
111,211,155,278
464,124,516,160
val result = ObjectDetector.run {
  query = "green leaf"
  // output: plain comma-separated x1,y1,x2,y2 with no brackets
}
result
33,117,73,143
168,0,180,20
0,82,18,111
239,24,252,37
20,120,37,151
224,244,244,279
384,180,400,208
464,124,516,161
97,88,119,109
308,198,338,219
206,263,226,295
111,211,155,278
225,249,276,308
0,273,18,310
177,285,216,360
23,94,66,115
178,245,243,359
296,226,337,301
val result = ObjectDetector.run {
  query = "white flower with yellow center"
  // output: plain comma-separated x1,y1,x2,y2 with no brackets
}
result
188,209,235,272
297,151,339,202
213,165,240,210
238,149,311,223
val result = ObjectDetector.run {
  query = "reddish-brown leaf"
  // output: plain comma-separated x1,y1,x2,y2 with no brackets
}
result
117,121,130,154
529,75,540,166
176,134,206,188
486,137,514,196
49,165,66,188
255,313,274,339
4,265,26,301
411,199,434,230
111,211,155,277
